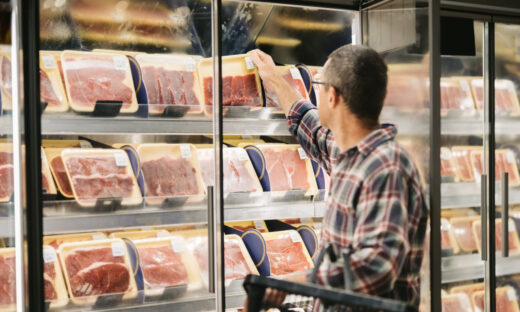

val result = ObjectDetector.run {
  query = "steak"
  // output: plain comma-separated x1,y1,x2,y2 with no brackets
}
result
451,147,476,182
265,72,308,107
44,262,57,301
266,236,311,276
0,165,14,199
441,293,472,312
0,255,16,305
262,148,310,191
141,156,199,197
40,70,61,107
203,74,261,107
138,245,189,289
50,156,73,197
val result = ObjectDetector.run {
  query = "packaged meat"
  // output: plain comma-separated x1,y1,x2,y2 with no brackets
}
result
61,51,138,113
197,54,263,113
45,148,75,198
42,245,68,307
0,52,12,111
440,78,475,116
262,230,314,276
473,286,520,312
0,144,14,203
264,66,310,108
441,293,473,312
441,218,460,254
441,147,458,181
451,283,484,311
451,146,481,182
61,149,143,207
40,51,69,112
470,149,520,186
248,144,318,194
58,239,138,305
44,232,107,250
197,147,262,194
473,218,520,253
41,148,57,196
110,230,170,240
225,220,267,233
42,139,92,148
137,144,205,205
470,78,520,115
0,248,16,310
396,138,428,186
450,216,480,253
132,236,202,296
384,74,425,111
135,54,203,115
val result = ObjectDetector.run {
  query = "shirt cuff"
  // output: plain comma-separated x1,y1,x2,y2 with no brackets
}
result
287,99,316,136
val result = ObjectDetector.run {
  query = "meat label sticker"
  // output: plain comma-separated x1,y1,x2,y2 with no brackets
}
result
508,288,516,301
156,230,170,238
245,56,256,69
79,141,91,148
253,220,265,231
114,153,129,167
171,237,185,253
185,59,196,72
111,241,126,257
92,233,105,240
43,248,57,263
440,219,451,231
237,150,249,161
113,55,127,71
289,231,302,243
507,151,515,163
290,67,302,80
181,145,192,158
298,148,308,160
441,149,451,161
41,55,57,69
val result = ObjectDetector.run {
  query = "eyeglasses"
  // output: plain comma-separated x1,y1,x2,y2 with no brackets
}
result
312,80,336,93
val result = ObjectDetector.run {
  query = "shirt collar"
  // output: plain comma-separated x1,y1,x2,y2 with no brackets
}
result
345,123,398,157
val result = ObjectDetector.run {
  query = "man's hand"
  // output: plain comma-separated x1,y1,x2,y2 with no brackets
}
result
248,49,302,115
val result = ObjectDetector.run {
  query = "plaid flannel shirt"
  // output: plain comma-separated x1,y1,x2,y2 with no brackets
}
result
288,100,428,310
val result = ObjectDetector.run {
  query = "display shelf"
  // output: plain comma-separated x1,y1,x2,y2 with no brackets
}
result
442,182,520,209
442,253,520,284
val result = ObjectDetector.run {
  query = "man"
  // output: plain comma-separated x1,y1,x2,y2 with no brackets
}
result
247,45,428,310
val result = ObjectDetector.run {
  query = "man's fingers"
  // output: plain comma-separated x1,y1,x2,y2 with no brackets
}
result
263,288,287,307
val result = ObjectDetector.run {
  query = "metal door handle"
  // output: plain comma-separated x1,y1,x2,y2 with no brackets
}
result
481,174,487,261
207,186,215,293
502,172,509,258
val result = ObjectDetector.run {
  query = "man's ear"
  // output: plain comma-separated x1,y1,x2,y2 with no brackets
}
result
328,87,340,109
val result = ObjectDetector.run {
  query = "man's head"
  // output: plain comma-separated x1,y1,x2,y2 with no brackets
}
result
317,44,387,130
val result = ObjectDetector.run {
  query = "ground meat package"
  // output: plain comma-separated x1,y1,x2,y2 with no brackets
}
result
473,286,520,312
109,230,170,240
61,51,138,113
451,146,482,183
133,236,202,296
264,66,310,108
197,54,263,114
135,54,203,115
441,147,459,182
440,78,475,117
262,230,314,277
58,239,138,305
470,149,520,186
0,52,12,111
197,147,262,194
471,78,520,116
451,283,484,311
441,293,473,312
137,144,205,205
449,216,480,253
441,218,460,254
473,218,520,254
44,232,107,250
40,51,69,112
61,149,143,207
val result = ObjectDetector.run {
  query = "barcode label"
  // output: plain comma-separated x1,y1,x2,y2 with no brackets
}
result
43,248,57,263
92,233,105,240
42,55,57,69
113,55,127,71
245,56,255,69
508,288,516,301
114,153,128,167
237,149,249,161
185,59,196,72
157,230,170,238
289,231,301,243
460,80,470,94
111,241,126,257
79,141,91,148
180,145,192,158
441,219,450,231
290,67,301,80
507,151,515,163
298,148,308,159
441,149,451,161
253,220,265,230
171,237,185,253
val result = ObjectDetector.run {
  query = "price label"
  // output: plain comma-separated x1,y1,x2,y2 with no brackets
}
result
290,67,301,80
460,80,471,94
237,149,249,161
298,148,308,160
441,219,450,231
253,220,265,230
79,141,91,148
289,231,301,243
508,288,517,301
43,247,57,263
114,152,129,167
180,145,192,158
113,55,127,71
507,151,515,163
157,230,170,238
245,56,255,69
441,149,451,161
42,55,57,69
111,241,126,257
171,237,185,253
92,233,105,240
185,59,196,72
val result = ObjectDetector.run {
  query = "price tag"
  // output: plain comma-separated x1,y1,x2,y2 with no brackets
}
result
92,233,105,240
441,219,450,231
253,220,265,231
185,59,196,72
79,141,91,148
289,231,301,243
43,247,57,263
157,230,170,238
42,55,57,69
180,145,192,158
508,288,517,301
460,80,471,94
111,241,126,257
298,147,308,160
245,56,255,69
237,149,249,161
441,149,451,161
507,151,515,163
290,67,301,80
113,55,127,71
171,237,185,253
114,152,129,167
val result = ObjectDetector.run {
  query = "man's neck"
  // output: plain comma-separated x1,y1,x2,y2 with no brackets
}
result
332,114,379,153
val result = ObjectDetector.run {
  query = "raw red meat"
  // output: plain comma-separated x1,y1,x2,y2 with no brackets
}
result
63,56,133,109
441,293,472,312
474,84,517,113
40,70,61,107
0,56,12,98
66,156,126,177
266,236,311,276
0,151,13,165
141,156,199,197
452,148,476,182
138,245,189,289
441,230,453,249
64,247,130,297
262,149,310,191
440,149,457,178
474,220,520,252
71,175,134,199
44,262,57,301
470,150,519,184
384,75,424,109
266,72,308,107
450,217,478,252
441,84,470,111
0,255,16,305
0,165,14,199
451,283,484,311
50,156,73,196
473,287,519,312
203,74,260,107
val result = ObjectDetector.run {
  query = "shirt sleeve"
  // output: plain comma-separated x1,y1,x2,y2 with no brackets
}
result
287,99,336,173
312,168,411,295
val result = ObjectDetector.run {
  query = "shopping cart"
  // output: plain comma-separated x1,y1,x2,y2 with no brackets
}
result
243,244,418,312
